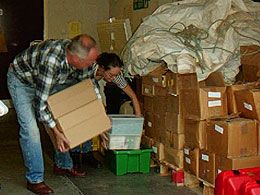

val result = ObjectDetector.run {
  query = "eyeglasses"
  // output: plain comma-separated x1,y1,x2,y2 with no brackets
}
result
104,71,117,80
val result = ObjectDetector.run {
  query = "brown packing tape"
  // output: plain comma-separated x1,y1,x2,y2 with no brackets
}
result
161,75,167,87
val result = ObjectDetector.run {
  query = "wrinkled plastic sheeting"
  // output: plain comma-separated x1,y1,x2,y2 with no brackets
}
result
121,0,260,83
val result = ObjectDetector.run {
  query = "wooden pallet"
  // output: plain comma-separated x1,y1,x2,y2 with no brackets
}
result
184,172,200,188
198,178,215,195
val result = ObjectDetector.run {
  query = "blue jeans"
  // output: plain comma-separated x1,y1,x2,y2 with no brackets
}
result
7,68,73,184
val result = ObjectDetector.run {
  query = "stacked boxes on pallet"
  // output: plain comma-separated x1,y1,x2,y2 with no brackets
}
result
181,72,228,185
141,56,260,188
141,65,197,169
182,71,260,186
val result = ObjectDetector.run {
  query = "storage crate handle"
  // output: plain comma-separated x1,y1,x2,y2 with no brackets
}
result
232,170,240,175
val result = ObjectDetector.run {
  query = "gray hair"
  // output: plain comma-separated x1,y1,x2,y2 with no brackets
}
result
67,34,96,59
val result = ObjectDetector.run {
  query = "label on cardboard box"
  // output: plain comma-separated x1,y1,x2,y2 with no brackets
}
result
145,88,151,94
184,148,190,155
215,124,224,134
208,100,222,107
152,77,159,83
202,154,209,161
109,136,126,149
243,102,253,111
152,146,158,154
208,92,221,98
185,157,191,164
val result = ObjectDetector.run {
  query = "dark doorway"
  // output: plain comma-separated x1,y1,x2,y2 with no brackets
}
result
0,0,43,99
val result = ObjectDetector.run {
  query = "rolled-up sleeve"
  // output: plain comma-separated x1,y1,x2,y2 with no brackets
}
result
34,58,57,128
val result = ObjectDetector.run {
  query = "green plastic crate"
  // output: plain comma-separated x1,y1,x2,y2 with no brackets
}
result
107,148,153,176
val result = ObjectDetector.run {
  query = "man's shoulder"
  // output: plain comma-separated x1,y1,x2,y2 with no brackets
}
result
42,39,70,48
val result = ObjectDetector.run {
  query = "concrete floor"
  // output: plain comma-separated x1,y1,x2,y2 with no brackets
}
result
0,109,200,195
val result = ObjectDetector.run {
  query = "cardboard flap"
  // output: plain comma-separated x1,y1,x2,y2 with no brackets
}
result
48,79,97,118
57,100,106,130
203,72,225,87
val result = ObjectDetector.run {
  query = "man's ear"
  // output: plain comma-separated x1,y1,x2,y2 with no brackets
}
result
73,54,81,63
67,50,80,65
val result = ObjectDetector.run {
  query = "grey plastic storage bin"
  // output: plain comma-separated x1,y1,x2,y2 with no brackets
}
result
108,114,144,135
108,115,144,150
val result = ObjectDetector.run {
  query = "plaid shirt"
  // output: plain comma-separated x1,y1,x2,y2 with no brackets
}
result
12,39,127,128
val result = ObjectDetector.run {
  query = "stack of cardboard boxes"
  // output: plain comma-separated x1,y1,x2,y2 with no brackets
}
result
183,72,260,186
141,66,197,168
141,60,260,186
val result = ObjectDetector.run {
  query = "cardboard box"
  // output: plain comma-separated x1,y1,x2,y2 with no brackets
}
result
143,96,153,112
165,113,184,134
152,141,165,161
109,0,159,32
165,131,184,150
215,155,260,176
48,80,97,118
142,83,154,97
47,79,111,149
164,145,184,168
181,72,228,120
142,85,168,97
240,45,260,82
97,18,132,55
135,75,143,103
184,119,207,149
235,89,260,121
183,147,199,177
143,94,180,115
207,118,257,158
167,73,198,95
181,87,227,120
153,96,168,114
142,67,198,96
154,113,166,143
226,82,256,114
144,111,157,139
199,150,215,185
142,66,168,88
166,94,180,114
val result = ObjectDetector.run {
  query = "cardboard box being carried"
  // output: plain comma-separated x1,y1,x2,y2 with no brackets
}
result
47,79,111,149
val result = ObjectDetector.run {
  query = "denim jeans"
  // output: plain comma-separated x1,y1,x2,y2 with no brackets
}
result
7,68,73,184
